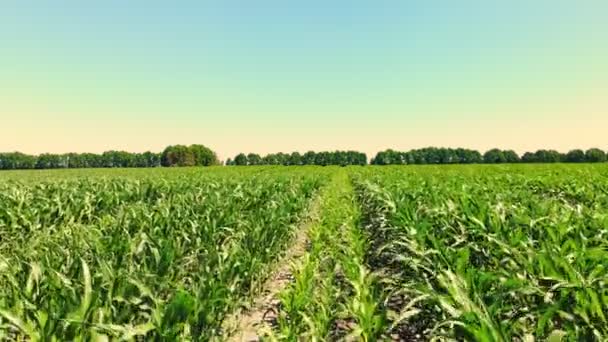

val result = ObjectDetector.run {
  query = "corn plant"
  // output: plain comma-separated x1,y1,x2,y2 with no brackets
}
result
352,164,608,341
0,167,328,340
273,171,388,341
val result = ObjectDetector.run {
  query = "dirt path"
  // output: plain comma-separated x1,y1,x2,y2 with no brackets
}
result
225,193,323,341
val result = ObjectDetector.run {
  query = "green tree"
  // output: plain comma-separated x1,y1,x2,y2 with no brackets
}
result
246,153,262,165
263,154,279,165
234,153,248,166
372,149,402,165
36,153,68,169
565,149,585,163
190,144,219,166
503,150,520,163
585,148,606,163
521,152,538,163
533,150,561,163
288,152,302,166
0,152,36,169
483,149,506,163
161,145,196,167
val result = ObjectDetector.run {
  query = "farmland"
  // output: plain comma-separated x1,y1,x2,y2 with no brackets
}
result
1,165,607,341
351,165,608,340
0,167,328,340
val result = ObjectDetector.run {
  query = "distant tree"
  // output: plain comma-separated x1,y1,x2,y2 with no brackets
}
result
234,153,248,166
302,151,316,165
347,151,366,165
407,150,421,164
423,147,441,164
0,145,213,170
371,151,385,165
521,152,538,163
101,151,116,168
372,149,402,165
399,151,410,164
146,151,162,167
289,152,302,166
126,152,160,168
503,150,520,163
73,153,102,168
0,152,36,170
333,151,345,166
102,150,136,168
66,153,85,168
533,149,561,163
565,149,586,163
36,153,67,169
458,149,482,164
483,149,506,163
314,152,329,166
81,152,97,167
585,148,606,163
370,151,386,165
161,145,197,167
437,148,453,164
262,154,277,165
190,144,219,166
372,147,484,165
246,153,262,165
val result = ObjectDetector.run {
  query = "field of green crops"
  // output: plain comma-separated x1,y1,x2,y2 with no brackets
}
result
351,165,608,341
1,165,607,341
0,167,329,340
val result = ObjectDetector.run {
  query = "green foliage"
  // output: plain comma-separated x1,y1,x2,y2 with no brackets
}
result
565,149,586,163
585,148,607,163
0,144,218,170
483,148,520,163
274,171,387,341
0,152,37,169
373,147,608,165
246,153,263,165
352,164,608,340
161,144,219,167
2,163,607,341
522,149,562,163
231,151,367,166
234,153,248,166
0,167,326,340
0,151,163,170
371,147,488,165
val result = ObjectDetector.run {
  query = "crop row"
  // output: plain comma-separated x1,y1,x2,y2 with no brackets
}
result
0,168,327,340
351,165,608,341
272,170,387,341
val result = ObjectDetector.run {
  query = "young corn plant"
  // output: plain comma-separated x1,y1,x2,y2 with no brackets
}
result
272,171,388,341
0,167,329,340
352,164,608,341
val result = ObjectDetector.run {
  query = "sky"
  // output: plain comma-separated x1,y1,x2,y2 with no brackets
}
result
1,0,607,160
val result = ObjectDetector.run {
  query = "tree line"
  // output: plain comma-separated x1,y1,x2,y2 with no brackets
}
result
2,146,607,170
0,144,219,170
226,151,367,166
370,147,608,165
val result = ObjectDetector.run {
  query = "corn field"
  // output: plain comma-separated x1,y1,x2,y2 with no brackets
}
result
1,165,607,341
350,165,608,341
0,167,327,340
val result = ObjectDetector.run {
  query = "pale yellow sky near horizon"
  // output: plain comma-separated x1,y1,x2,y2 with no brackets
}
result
3,108,606,161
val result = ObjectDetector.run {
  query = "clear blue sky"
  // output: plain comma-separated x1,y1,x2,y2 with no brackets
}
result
2,1,607,159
